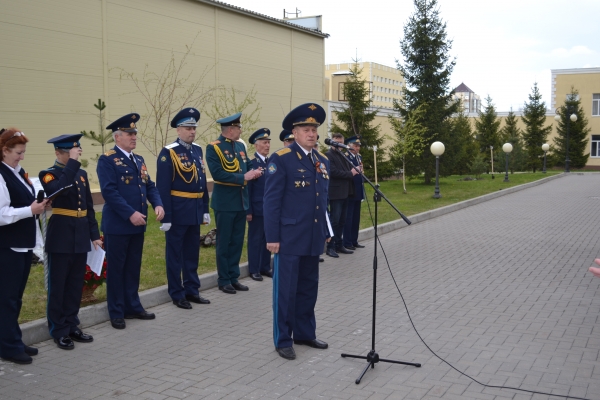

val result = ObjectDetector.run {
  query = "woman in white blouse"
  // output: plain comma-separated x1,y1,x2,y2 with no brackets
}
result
0,127,49,365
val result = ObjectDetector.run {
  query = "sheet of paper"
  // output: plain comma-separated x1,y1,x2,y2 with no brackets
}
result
86,241,105,276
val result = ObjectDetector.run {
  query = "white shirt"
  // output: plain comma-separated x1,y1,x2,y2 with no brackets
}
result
0,162,42,251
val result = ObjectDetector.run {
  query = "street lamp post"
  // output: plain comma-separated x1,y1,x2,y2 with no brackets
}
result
554,108,578,173
542,143,549,173
431,141,445,199
502,143,513,182
490,145,494,179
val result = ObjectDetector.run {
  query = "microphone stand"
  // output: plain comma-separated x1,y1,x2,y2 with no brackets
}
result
338,147,421,384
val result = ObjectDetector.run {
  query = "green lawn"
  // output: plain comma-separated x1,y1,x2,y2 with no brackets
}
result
19,171,560,323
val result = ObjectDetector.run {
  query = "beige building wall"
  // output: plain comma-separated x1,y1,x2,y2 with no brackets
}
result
325,62,404,109
0,0,327,187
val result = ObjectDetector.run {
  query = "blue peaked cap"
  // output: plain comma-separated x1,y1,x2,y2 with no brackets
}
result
249,128,271,144
106,113,140,133
216,112,242,126
171,107,200,128
47,134,83,149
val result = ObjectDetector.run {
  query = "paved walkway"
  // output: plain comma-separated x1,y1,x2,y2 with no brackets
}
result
1,174,599,400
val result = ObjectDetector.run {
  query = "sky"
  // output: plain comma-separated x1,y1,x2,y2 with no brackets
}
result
226,0,600,112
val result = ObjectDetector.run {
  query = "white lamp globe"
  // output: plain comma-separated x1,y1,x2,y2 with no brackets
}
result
430,141,445,156
502,143,513,153
542,143,550,152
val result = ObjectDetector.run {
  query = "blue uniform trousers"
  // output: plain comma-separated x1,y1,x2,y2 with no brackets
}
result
214,210,245,287
247,215,271,274
105,233,145,319
47,252,86,339
0,249,31,358
165,224,201,301
343,199,362,248
272,254,319,348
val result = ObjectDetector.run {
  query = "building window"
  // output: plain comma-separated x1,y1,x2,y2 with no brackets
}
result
591,135,600,157
338,82,347,101
593,94,600,116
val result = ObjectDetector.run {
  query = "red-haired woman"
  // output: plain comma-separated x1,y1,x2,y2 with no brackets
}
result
0,128,49,364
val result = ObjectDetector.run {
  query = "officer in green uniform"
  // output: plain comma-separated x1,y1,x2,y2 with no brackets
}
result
205,113,262,294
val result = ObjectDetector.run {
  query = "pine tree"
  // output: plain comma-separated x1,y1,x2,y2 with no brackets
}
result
500,110,526,173
396,0,458,183
552,87,590,170
522,83,552,172
445,107,477,176
474,96,501,155
329,61,383,179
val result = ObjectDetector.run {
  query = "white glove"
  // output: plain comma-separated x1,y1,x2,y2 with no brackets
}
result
203,213,211,225
159,223,172,232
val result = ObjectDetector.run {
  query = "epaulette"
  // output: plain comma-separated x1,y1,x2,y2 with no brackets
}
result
276,148,291,156
104,150,116,156
209,140,221,146
192,143,201,147
317,151,328,160
165,142,178,149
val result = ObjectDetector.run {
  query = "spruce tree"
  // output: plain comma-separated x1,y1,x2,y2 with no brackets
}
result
329,61,383,179
396,0,458,183
446,107,477,176
501,110,526,173
553,87,590,170
474,96,501,155
522,83,552,172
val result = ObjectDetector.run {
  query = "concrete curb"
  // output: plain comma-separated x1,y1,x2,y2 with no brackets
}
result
21,173,564,345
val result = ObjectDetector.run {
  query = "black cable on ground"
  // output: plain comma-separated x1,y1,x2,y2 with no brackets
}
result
361,193,591,400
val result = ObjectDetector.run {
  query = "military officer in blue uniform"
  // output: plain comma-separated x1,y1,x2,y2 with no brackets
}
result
157,108,210,310
246,128,272,281
40,134,102,350
205,113,262,294
343,136,366,250
264,103,332,360
97,113,164,329
280,129,295,147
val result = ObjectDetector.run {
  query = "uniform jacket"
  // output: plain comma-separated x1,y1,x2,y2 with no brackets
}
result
247,153,268,217
96,146,163,235
156,140,209,225
264,142,330,256
345,151,365,201
39,159,100,253
325,148,355,201
205,135,253,212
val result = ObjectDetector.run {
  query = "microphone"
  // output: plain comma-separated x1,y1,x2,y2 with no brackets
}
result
324,138,349,149
36,190,45,203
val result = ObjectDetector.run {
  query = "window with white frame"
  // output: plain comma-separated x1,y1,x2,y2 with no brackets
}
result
593,94,600,116
591,135,600,157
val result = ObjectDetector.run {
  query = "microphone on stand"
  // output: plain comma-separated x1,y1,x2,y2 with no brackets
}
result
324,138,349,150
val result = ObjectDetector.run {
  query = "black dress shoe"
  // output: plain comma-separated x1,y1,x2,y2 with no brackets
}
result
260,270,273,278
326,248,339,258
353,243,365,248
231,282,249,291
219,284,236,294
276,347,296,360
293,338,328,349
69,330,94,343
345,245,356,250
250,273,263,281
24,345,38,356
111,318,126,329
54,336,74,350
173,299,192,309
336,247,354,254
186,294,210,304
125,311,155,320
1,352,32,365
319,257,324,262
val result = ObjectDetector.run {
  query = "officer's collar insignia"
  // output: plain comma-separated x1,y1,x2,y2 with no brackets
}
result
268,163,277,174
298,169,306,173
296,152,302,160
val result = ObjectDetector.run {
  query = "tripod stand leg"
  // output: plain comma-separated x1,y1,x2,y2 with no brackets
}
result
356,361,372,384
379,357,421,368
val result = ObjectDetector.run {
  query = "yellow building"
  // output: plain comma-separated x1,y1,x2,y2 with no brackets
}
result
0,0,328,186
325,62,404,109
453,83,481,113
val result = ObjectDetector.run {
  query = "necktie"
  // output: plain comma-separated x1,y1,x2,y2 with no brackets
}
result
264,156,268,164
129,154,137,170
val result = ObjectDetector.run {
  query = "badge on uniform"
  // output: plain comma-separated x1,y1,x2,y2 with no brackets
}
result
160,155,167,162
268,163,277,174
42,173,55,183
141,164,149,183
114,158,124,166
